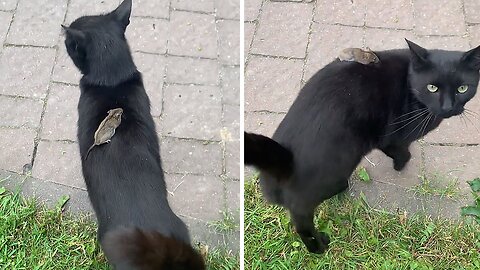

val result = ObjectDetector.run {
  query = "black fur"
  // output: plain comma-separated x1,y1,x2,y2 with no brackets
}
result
244,132,293,180
63,0,205,268
245,39,480,253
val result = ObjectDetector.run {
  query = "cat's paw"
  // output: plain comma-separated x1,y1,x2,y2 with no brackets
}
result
301,232,330,254
393,151,411,171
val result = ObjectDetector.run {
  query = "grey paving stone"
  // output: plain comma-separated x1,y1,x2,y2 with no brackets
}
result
171,0,214,13
132,52,165,117
180,218,227,249
364,28,414,50
160,137,222,175
359,143,423,189
166,56,219,85
315,0,365,26
217,19,239,65
304,23,363,81
168,11,217,58
225,179,240,215
423,95,480,144
0,0,16,11
469,25,480,48
0,96,43,128
0,170,93,214
413,0,466,36
225,141,239,179
126,17,168,54
223,104,240,141
161,84,222,140
245,56,303,113
220,65,240,105
365,0,413,29
252,1,313,58
40,83,79,141
464,0,480,24
0,11,12,50
65,0,120,24
0,128,36,173
166,173,223,221
424,145,480,193
215,0,240,20
413,35,470,51
244,0,262,22
244,111,285,137
0,46,56,98
419,194,470,220
350,179,427,217
132,0,170,19
32,140,85,190
52,41,81,84
6,0,67,46
244,22,255,56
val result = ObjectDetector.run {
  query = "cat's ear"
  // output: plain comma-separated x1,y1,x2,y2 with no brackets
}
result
61,25,86,44
461,45,480,70
113,0,132,29
405,39,429,68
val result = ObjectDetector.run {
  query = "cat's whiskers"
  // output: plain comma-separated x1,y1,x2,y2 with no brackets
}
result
464,109,479,120
418,113,433,139
389,108,429,125
405,112,430,140
462,112,480,132
383,110,430,137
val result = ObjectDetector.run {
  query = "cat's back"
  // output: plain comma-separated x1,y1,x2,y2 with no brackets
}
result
273,49,411,146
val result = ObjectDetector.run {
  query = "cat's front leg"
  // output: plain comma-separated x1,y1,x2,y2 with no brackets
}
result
380,144,411,171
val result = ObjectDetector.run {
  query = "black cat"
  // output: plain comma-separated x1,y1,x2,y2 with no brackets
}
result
245,39,480,254
63,0,205,269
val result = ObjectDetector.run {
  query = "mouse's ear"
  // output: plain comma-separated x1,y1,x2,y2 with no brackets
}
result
112,0,132,30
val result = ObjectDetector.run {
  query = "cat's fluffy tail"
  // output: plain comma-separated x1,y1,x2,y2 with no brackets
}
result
102,227,205,270
244,132,294,179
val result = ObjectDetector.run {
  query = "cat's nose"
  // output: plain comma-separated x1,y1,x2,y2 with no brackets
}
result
441,101,453,112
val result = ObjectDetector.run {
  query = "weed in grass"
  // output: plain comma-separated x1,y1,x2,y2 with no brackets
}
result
0,188,239,269
244,179,480,269
355,166,371,182
461,178,480,224
209,210,239,233
410,172,461,199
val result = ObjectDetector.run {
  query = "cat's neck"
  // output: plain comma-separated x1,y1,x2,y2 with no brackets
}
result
83,47,138,87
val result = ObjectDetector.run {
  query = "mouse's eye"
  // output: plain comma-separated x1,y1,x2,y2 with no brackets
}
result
427,84,438,92
457,85,468,93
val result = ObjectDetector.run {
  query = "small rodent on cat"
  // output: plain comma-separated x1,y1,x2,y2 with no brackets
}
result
85,108,123,160
245,39,480,254
338,47,380,64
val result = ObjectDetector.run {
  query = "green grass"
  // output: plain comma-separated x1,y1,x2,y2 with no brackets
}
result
411,173,461,199
244,178,480,270
209,210,239,233
0,188,238,269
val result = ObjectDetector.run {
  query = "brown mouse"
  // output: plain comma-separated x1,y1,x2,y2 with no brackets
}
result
338,47,380,65
85,108,123,160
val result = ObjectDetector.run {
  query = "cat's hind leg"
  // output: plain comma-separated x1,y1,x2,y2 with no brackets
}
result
289,207,330,254
380,144,411,171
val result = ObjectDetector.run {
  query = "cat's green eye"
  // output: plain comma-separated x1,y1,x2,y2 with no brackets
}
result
457,85,468,93
427,84,438,92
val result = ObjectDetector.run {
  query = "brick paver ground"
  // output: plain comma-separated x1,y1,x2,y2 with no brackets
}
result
245,0,480,219
0,0,239,251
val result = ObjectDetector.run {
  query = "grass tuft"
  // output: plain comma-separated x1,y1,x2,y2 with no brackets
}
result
244,178,480,269
0,188,238,269
410,173,461,199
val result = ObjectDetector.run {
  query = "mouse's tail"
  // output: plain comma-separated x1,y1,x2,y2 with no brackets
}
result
102,227,205,270
244,132,294,180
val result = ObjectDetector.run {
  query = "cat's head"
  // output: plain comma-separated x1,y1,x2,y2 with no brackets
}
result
406,39,480,118
62,0,136,86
